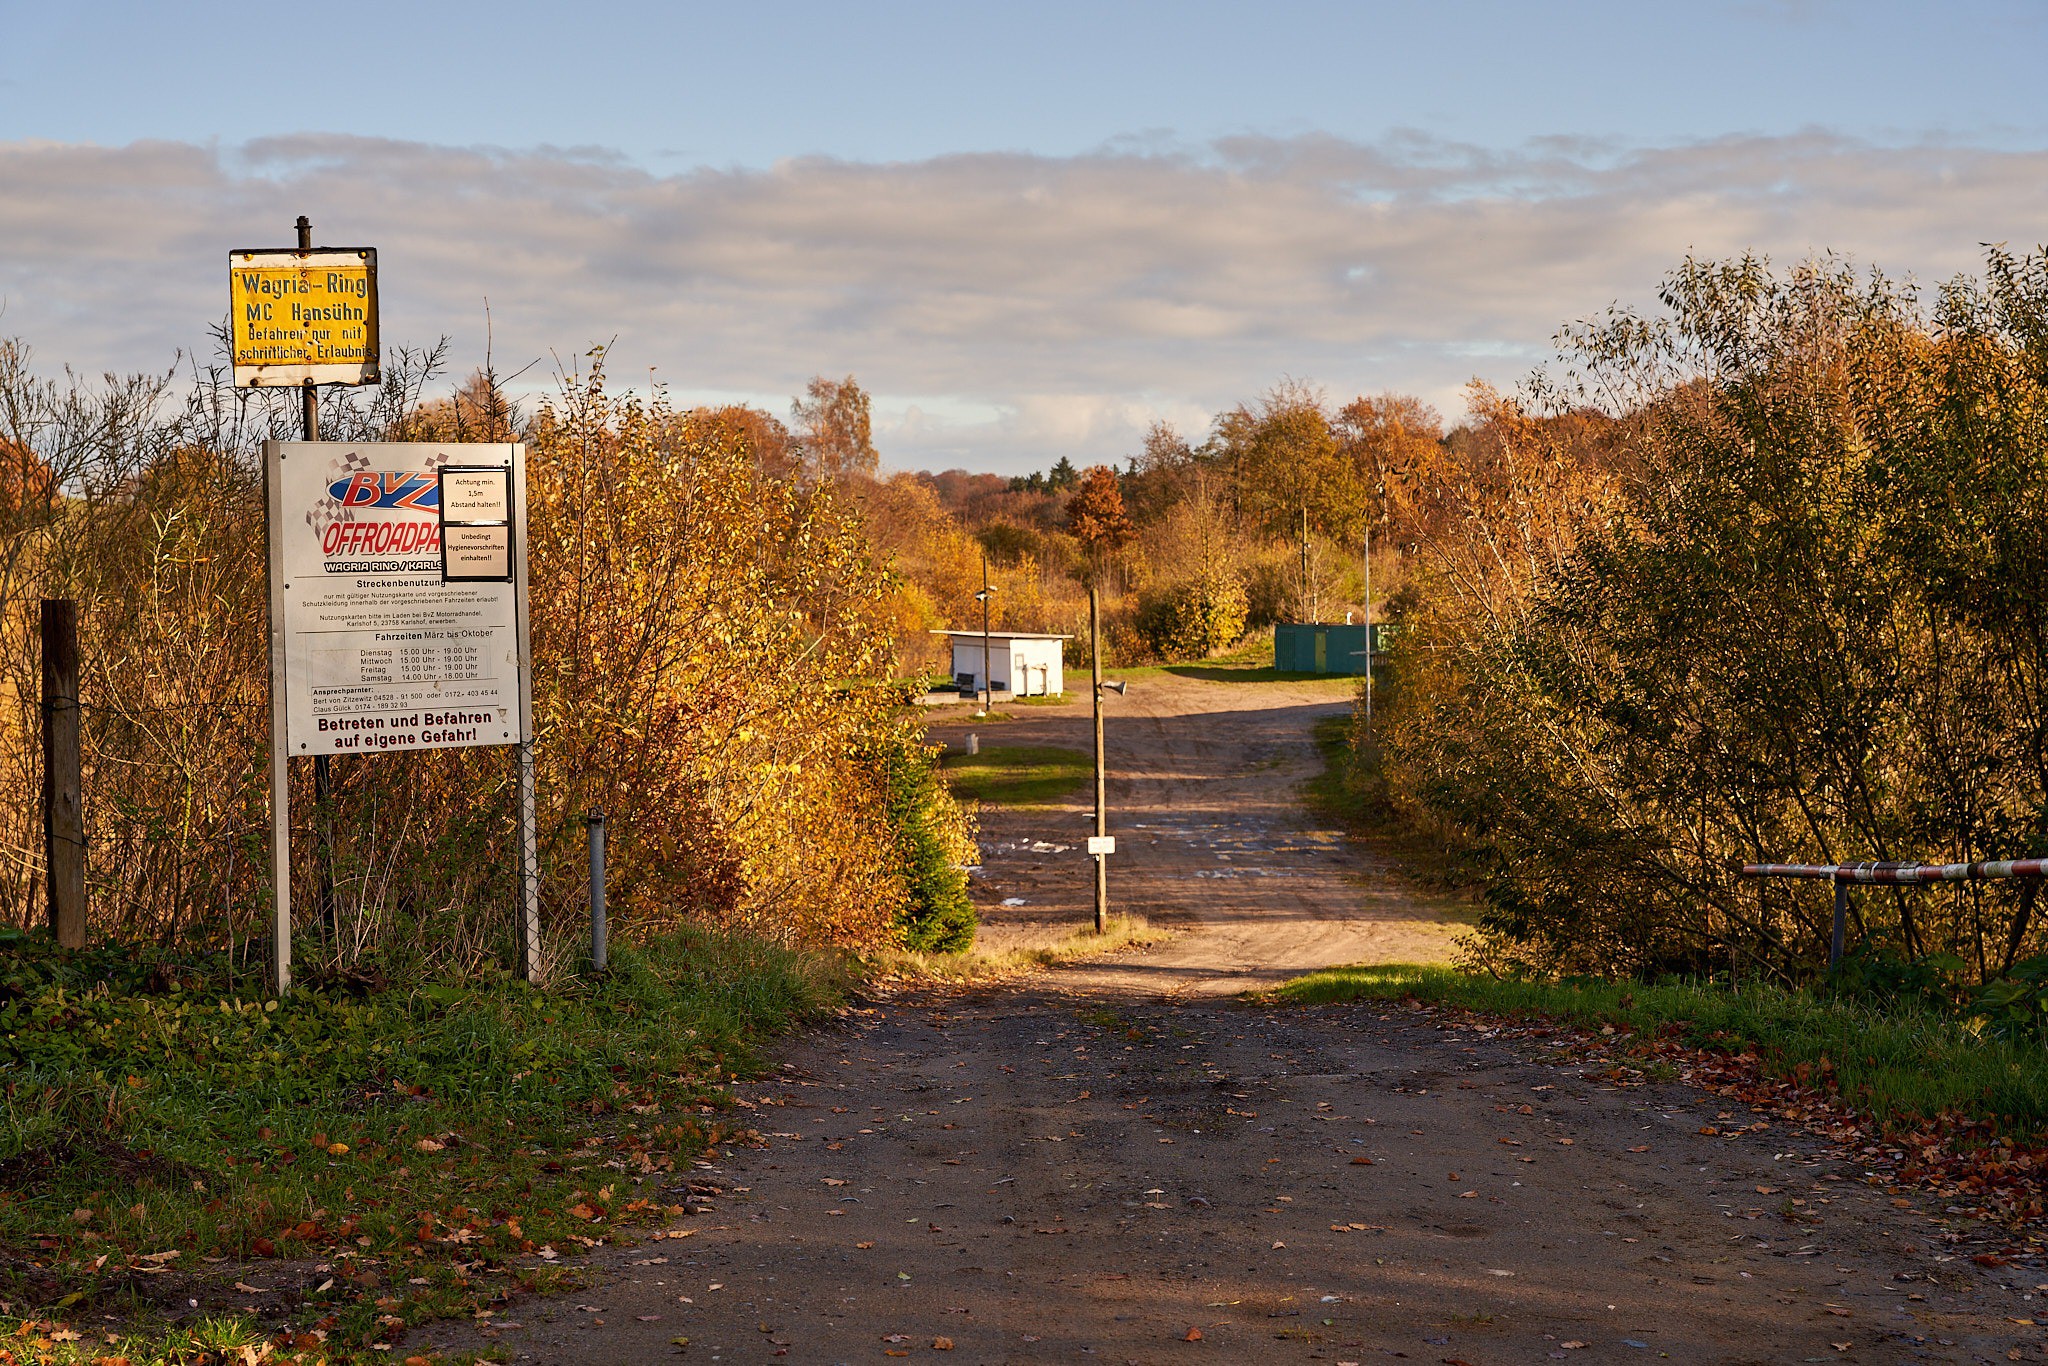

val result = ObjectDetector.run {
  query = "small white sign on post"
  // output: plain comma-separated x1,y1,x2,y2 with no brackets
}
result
263,441,539,992
1087,835,1116,856
438,466,515,582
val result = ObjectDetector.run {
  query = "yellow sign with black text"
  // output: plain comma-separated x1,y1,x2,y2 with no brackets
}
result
229,247,379,388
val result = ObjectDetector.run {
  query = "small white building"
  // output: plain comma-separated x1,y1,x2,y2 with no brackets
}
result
933,630,1069,698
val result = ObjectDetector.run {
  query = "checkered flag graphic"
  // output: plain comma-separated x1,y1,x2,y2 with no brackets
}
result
304,448,375,537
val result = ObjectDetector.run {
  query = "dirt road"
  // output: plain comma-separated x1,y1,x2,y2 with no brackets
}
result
947,671,1464,981
447,676,2045,1364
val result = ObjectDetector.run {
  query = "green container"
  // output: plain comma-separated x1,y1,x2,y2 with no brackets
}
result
1273,622,1391,675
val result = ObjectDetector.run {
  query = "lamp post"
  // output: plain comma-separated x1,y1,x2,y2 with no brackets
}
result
974,553,997,716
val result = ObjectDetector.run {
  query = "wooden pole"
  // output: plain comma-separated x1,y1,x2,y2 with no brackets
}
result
1091,581,1107,934
40,599,84,949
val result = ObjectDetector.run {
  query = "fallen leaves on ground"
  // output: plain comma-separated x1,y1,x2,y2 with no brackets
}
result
1376,998,2048,1246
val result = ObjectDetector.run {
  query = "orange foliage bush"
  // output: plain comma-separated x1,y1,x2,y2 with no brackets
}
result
0,346,963,974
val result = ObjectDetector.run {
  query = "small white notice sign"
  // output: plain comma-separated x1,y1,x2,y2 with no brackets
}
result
1087,835,1116,856
439,465,515,582
440,467,510,520
265,441,528,757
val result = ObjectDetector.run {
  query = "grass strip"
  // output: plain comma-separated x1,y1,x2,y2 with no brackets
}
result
939,744,1092,807
1264,962,2048,1139
867,914,1169,983
0,925,846,1362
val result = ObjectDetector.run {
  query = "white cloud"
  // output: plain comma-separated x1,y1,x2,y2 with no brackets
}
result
1,131,2042,473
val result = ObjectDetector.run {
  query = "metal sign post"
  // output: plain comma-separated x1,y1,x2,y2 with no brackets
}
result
242,214,383,994
511,453,542,983
975,554,997,716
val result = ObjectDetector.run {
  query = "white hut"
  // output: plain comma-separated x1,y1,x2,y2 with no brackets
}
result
932,629,1069,698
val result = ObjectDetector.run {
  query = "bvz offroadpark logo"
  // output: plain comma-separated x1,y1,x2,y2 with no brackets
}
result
306,448,451,573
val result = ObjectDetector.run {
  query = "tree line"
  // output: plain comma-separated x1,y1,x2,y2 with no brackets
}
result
1369,247,2048,989
11,242,2047,991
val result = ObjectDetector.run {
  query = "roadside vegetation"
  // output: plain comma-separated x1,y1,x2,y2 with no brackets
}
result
1354,247,2048,989
0,348,978,1357
0,923,844,1362
1281,248,2048,1229
1269,963,2048,1138
866,912,1167,984
0,348,976,971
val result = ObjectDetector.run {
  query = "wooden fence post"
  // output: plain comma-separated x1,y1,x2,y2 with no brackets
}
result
41,599,84,949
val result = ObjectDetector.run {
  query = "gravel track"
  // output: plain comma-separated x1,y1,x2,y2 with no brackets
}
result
442,677,2045,1364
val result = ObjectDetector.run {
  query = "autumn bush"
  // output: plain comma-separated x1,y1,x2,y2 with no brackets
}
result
0,344,975,975
1132,567,1250,659
1369,248,2048,987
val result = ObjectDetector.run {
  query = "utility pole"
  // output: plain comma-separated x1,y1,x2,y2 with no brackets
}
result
1091,582,1107,933
1299,506,1311,623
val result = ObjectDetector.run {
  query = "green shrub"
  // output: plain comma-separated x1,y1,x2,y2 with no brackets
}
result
1134,568,1248,660
866,725,977,952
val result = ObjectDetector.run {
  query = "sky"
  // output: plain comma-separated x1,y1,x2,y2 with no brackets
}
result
3,0,2046,474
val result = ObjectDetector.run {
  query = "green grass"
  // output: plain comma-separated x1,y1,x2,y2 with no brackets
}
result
940,744,1093,807
1302,713,1356,821
1264,962,2048,1138
0,924,846,1360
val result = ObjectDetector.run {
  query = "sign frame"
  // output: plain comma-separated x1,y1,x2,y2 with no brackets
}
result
230,247,380,389
263,439,540,993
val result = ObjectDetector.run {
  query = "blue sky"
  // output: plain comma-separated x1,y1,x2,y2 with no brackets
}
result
10,1,2045,166
3,0,2045,472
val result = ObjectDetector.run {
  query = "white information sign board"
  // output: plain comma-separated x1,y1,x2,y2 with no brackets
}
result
265,441,529,757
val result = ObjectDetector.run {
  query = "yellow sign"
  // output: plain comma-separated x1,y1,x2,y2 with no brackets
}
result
228,247,379,388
